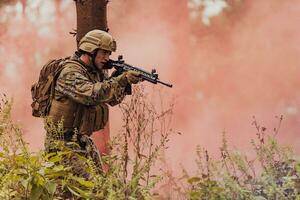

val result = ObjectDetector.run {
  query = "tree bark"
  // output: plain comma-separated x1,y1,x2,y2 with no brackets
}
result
75,0,108,47
75,0,111,158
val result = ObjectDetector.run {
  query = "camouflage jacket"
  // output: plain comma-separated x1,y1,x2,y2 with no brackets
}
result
48,54,126,135
54,58,125,106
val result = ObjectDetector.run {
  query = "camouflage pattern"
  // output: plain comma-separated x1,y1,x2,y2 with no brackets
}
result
48,54,127,131
45,54,128,174
125,70,141,84
55,58,126,107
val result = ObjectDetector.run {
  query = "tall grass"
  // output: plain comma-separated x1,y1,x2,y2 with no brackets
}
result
183,117,300,200
1,90,300,199
0,86,174,199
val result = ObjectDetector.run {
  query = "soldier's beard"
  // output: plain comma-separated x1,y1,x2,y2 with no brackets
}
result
94,60,108,72
91,53,103,71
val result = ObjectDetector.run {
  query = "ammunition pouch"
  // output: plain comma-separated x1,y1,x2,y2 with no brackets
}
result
79,104,109,135
48,98,109,136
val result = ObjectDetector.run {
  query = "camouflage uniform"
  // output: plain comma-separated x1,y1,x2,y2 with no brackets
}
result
45,53,127,173
44,30,140,177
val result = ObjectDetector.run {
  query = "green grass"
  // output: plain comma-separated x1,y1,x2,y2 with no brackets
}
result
1,89,300,200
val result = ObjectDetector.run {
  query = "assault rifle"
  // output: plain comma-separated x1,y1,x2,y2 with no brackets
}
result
104,55,173,89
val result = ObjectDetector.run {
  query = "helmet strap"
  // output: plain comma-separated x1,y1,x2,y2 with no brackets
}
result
91,50,98,69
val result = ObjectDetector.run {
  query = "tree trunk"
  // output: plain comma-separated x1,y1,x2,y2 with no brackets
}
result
75,0,111,157
75,0,108,47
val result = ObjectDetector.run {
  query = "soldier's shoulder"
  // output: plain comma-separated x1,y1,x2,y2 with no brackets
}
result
60,60,87,75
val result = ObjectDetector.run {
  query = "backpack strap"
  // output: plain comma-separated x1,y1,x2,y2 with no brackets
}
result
41,74,55,96
53,59,87,129
63,60,88,73
49,58,71,100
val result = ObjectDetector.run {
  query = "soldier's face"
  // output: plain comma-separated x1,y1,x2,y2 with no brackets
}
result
95,49,111,70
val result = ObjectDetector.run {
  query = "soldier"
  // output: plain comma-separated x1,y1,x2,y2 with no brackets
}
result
45,29,141,173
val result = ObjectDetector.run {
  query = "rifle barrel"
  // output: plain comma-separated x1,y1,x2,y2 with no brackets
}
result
157,80,173,88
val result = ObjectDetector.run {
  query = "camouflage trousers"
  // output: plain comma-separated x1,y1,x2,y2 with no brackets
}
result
44,130,103,176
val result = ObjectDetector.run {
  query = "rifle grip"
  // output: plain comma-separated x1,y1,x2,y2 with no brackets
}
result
125,84,132,95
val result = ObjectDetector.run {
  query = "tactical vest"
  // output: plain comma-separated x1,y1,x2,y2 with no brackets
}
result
48,59,109,136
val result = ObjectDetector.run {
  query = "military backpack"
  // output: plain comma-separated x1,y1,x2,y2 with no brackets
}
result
31,57,70,117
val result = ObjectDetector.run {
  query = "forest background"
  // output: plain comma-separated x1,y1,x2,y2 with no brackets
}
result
0,0,300,176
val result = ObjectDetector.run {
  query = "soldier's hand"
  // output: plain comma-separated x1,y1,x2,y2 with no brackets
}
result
125,70,141,84
115,70,141,86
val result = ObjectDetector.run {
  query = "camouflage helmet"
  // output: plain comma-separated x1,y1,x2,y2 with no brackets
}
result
79,30,117,53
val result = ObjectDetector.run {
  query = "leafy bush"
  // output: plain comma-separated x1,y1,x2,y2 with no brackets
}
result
0,86,173,199
2,89,300,200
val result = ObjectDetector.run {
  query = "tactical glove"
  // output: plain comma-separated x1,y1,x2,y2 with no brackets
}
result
115,70,141,86
125,70,140,84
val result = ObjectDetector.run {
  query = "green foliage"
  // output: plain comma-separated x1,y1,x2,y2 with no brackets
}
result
183,117,300,200
2,90,300,200
0,87,173,199
0,101,97,199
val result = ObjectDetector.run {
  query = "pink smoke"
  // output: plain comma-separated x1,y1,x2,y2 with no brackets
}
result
0,0,300,173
